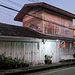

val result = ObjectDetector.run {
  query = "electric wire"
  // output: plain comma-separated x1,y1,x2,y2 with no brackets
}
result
0,3,73,30
0,1,19,10
2,1,73,30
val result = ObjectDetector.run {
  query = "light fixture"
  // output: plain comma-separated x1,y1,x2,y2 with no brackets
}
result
56,39,59,41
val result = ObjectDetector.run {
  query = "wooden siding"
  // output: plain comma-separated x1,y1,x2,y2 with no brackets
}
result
42,10,73,38
23,8,43,33
23,8,73,38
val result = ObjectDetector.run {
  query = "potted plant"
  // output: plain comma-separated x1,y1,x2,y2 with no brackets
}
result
0,54,5,69
22,59,25,67
45,55,48,64
22,62,26,67
17,59,23,68
47,55,52,64
44,55,52,64
12,58,18,68
8,56,13,69
25,60,30,67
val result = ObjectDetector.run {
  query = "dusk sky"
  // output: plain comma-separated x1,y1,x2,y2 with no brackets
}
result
0,0,75,26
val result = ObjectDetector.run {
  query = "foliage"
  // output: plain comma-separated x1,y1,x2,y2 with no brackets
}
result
25,60,30,65
45,55,53,64
5,56,13,64
25,60,30,67
73,53,75,58
18,59,23,65
45,55,48,60
0,54,31,69
45,55,52,60
0,54,5,66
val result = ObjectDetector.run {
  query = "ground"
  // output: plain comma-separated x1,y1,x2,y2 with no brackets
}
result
0,63,75,75
20,66,75,75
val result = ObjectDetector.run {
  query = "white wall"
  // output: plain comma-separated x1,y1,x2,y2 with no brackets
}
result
0,42,24,59
0,42,43,64
0,40,75,65
44,40,75,63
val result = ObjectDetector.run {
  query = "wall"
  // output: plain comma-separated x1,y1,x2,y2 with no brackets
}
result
42,9,73,38
44,40,75,63
24,43,44,64
23,8,43,33
23,8,73,38
0,41,44,65
0,40,75,65
0,42,24,59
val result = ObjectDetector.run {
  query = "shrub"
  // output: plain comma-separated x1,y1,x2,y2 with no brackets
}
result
45,55,52,60
73,53,75,58
44,55,53,64
0,54,30,69
0,54,31,69
25,60,30,67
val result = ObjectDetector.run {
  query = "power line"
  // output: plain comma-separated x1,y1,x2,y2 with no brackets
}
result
0,4,19,12
0,4,73,30
27,14,73,30
3,1,73,30
0,1,19,10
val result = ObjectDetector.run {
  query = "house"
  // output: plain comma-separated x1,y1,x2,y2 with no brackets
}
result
0,2,75,65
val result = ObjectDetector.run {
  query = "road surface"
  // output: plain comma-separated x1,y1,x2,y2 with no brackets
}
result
21,66,75,75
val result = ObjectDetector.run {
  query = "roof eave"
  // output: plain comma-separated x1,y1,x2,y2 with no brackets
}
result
14,2,75,22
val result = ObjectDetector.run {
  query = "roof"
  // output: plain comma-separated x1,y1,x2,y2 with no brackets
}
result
0,23,75,42
14,2,75,22
0,23,42,38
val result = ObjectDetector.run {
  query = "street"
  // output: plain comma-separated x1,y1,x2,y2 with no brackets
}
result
21,66,75,75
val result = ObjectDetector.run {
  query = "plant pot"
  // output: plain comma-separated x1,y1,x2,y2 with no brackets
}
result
25,64,29,67
44,60,48,64
17,64,21,68
22,63,26,67
45,60,52,64
12,65,16,69
49,60,52,64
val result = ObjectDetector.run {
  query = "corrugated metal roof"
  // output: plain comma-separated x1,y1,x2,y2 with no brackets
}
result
0,23,75,42
0,23,40,37
14,2,75,22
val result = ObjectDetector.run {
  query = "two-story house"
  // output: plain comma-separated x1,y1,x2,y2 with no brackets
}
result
0,2,75,65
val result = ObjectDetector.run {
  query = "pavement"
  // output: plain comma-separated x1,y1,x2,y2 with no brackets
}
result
0,62,75,75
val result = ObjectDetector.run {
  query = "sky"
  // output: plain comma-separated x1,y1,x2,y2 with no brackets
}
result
0,0,75,26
